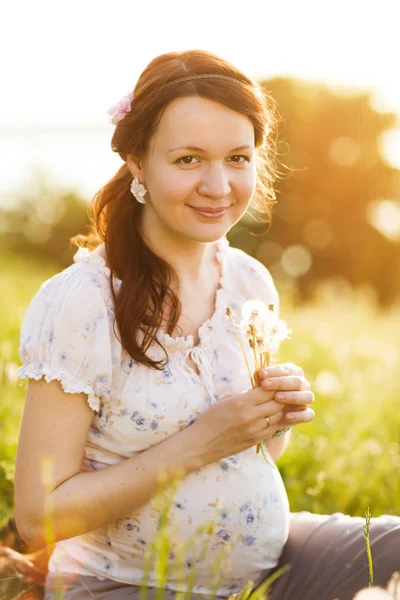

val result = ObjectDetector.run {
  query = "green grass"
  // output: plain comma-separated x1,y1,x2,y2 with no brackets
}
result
1,254,399,525
277,281,400,516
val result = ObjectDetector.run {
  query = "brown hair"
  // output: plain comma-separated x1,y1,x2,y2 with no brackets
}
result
72,49,282,370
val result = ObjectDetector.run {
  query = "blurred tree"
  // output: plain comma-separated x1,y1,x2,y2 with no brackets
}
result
0,172,90,268
238,77,400,305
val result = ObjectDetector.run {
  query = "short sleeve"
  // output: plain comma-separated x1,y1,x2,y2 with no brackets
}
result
18,266,113,413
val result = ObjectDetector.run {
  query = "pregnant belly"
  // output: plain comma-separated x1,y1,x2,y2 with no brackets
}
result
105,447,290,590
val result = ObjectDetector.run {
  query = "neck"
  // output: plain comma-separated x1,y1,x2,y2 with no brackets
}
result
139,214,221,288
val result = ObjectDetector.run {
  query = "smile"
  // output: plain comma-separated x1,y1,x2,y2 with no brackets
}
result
188,206,230,219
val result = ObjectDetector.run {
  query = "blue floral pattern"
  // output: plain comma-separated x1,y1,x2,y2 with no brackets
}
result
18,238,290,597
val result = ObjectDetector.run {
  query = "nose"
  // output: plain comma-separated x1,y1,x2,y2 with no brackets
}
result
197,163,231,199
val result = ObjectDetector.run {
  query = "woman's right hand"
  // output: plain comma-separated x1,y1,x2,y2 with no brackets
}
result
191,386,284,465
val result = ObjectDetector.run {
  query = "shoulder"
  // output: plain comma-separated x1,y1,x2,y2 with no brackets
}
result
39,244,112,302
21,245,115,337
226,245,274,280
226,244,278,290
225,244,279,309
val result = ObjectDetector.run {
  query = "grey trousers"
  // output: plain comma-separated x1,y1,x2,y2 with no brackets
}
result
44,511,400,600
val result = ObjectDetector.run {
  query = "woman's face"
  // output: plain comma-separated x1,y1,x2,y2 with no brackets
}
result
127,95,257,246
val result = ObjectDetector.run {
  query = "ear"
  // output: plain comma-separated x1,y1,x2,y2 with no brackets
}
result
126,154,143,180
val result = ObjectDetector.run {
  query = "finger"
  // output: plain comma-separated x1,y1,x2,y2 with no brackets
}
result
283,403,308,413
275,405,307,424
274,390,315,405
253,398,283,414
257,409,284,432
258,363,304,380
248,386,276,406
285,407,315,424
261,375,310,392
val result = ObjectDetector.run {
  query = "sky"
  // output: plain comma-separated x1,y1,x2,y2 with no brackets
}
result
0,0,399,198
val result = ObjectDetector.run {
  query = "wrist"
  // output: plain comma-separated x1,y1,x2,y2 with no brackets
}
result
265,427,291,461
273,426,291,438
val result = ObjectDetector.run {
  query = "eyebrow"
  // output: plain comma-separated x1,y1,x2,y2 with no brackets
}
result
168,144,254,153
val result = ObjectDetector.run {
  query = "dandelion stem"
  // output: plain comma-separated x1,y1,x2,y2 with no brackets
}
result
257,349,272,461
261,350,270,369
226,307,276,468
252,346,260,372
258,441,274,466
226,310,255,388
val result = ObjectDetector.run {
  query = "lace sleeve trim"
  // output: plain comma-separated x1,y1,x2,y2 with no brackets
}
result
18,364,101,412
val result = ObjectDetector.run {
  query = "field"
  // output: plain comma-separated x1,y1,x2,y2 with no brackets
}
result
1,253,399,527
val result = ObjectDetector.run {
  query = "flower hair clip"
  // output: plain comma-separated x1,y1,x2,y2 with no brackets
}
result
107,90,134,125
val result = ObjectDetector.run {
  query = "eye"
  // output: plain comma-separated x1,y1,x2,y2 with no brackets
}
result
229,155,251,163
175,156,199,165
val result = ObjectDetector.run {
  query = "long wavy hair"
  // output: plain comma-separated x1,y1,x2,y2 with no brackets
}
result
71,49,282,370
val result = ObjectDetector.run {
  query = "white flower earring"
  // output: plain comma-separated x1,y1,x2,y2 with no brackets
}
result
130,177,147,204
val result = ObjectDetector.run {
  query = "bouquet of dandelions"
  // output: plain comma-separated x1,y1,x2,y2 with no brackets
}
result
226,300,291,466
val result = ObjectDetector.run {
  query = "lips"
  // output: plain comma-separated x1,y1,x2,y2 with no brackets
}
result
188,206,230,213
188,205,230,220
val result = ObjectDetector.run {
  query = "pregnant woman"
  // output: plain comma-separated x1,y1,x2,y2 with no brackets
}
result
14,50,399,600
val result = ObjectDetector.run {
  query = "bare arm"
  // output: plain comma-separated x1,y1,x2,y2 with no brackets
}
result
14,379,207,550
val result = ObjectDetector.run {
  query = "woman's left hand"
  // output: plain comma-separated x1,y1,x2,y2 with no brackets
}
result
257,363,315,427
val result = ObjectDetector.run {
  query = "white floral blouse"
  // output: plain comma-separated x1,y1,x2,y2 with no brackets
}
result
18,236,290,597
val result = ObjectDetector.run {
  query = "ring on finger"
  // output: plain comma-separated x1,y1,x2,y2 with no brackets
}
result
264,416,271,427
